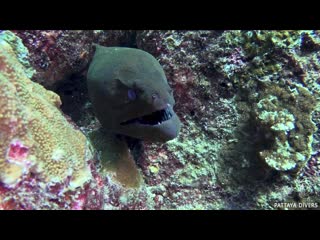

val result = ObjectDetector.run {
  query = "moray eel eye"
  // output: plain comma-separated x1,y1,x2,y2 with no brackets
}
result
127,89,137,101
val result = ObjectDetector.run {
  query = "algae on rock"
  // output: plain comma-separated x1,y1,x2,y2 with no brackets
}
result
0,30,35,78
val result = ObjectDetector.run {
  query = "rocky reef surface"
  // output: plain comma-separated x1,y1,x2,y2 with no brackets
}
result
0,30,319,210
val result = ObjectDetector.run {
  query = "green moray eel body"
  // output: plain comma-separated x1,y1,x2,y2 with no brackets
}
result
87,45,181,142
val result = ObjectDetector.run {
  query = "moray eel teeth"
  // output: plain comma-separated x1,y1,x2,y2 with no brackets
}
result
120,105,173,126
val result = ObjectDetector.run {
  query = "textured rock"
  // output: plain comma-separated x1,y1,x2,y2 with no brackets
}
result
13,30,136,89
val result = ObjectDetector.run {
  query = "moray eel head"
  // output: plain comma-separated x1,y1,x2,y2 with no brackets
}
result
87,45,181,142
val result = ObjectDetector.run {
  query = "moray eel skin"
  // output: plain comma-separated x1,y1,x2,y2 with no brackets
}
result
87,45,181,142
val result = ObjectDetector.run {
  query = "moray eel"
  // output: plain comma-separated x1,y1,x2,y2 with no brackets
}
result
87,45,181,142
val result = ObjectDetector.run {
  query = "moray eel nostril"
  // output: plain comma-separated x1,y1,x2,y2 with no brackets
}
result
87,45,181,142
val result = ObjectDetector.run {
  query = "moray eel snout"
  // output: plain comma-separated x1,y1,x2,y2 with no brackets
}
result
87,45,181,142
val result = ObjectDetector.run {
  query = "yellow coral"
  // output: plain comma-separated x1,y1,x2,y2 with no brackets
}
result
0,40,91,189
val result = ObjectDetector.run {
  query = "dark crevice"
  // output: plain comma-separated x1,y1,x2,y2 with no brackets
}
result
53,73,95,127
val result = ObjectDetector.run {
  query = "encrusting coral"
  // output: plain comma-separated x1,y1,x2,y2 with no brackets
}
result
212,30,320,173
0,39,92,193
254,82,318,171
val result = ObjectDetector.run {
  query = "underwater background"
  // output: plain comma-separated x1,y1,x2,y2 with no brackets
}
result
0,30,319,210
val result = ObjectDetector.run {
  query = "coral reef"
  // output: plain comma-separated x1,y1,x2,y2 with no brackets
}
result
0,34,102,209
1,30,320,210
132,30,320,209
214,31,320,173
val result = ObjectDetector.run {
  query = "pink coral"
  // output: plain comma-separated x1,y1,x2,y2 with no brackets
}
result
8,140,29,162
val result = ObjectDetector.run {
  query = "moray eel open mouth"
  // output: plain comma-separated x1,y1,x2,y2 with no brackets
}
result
120,105,173,126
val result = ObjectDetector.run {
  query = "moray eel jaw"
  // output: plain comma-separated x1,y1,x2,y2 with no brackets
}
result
120,104,173,126
118,104,181,142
